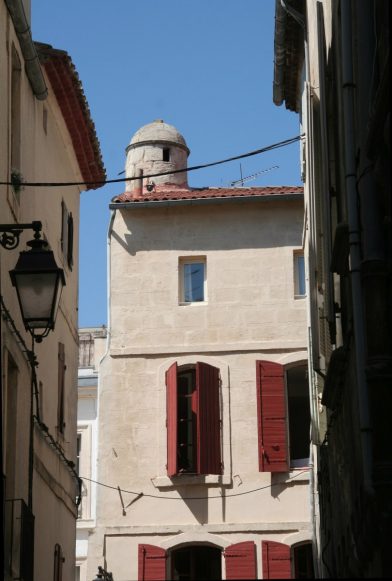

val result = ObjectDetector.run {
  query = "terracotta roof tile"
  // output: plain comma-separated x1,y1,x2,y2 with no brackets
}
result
112,183,303,204
35,42,106,190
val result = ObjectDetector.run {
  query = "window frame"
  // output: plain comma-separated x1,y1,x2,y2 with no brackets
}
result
61,200,74,270
256,360,310,473
166,361,222,477
153,355,231,488
293,250,306,298
179,256,207,305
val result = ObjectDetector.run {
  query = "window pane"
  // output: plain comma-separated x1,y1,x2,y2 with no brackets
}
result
296,254,306,296
184,263,204,302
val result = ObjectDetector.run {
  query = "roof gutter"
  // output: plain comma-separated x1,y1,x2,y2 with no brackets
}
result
109,193,303,210
5,0,48,100
273,0,288,106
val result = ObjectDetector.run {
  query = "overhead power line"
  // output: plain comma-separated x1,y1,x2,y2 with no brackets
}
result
0,135,303,189
81,470,308,501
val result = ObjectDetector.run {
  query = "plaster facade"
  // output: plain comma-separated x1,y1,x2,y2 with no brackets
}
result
86,122,312,580
273,0,391,576
1,2,105,580
76,327,107,581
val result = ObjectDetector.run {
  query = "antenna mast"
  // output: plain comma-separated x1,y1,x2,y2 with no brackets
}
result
229,165,279,187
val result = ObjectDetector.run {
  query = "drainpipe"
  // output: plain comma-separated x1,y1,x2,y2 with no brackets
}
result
99,209,116,367
340,0,374,495
5,0,48,100
93,209,116,530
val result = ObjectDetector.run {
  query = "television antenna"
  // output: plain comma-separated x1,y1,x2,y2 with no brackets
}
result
229,164,279,187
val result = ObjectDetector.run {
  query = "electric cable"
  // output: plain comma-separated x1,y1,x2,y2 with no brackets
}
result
0,135,303,188
81,470,308,501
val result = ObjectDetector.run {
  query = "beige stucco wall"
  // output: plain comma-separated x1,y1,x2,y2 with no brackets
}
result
1,4,85,580
87,198,310,580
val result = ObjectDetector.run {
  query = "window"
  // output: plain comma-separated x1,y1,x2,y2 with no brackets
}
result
57,343,66,435
293,543,315,578
172,545,221,580
138,542,256,581
53,544,64,581
61,201,74,269
166,362,221,476
163,147,170,161
179,257,206,304
76,434,81,475
256,361,310,472
286,366,311,468
43,107,48,134
294,251,306,297
11,45,21,178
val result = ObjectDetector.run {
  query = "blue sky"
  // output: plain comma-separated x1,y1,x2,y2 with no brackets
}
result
32,0,301,328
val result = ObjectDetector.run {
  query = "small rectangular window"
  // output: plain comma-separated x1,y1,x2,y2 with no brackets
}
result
294,252,306,297
163,148,170,162
61,201,73,270
179,257,206,304
43,107,48,134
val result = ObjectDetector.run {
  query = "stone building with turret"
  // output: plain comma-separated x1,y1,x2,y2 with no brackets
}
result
86,120,315,580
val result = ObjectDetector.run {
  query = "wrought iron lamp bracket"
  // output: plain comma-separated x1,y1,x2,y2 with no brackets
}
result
0,221,42,250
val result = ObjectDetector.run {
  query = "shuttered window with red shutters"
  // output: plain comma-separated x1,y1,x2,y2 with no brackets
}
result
138,544,166,581
224,541,257,580
166,361,221,476
256,361,289,472
262,540,292,579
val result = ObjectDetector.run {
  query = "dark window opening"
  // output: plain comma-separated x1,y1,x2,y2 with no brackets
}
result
177,369,197,473
172,545,221,581
166,361,221,477
54,543,64,581
293,543,315,578
163,148,170,161
287,366,310,467
76,434,81,475
61,201,73,270
11,45,21,177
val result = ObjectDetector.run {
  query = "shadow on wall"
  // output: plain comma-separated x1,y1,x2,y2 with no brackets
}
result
111,201,304,256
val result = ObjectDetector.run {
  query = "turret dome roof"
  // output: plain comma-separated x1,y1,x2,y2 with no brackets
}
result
128,119,190,154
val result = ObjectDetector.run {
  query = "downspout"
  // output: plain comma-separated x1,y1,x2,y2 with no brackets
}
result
340,0,374,495
93,209,116,530
99,209,116,366
5,0,48,100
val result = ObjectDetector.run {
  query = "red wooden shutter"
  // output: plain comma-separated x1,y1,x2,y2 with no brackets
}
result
256,361,288,472
196,362,221,475
262,541,291,579
225,541,257,580
138,544,166,581
166,362,178,477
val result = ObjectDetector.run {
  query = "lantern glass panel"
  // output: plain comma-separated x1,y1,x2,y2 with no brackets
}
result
14,272,58,327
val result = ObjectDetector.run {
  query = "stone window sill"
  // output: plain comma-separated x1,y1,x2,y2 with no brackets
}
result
151,474,232,489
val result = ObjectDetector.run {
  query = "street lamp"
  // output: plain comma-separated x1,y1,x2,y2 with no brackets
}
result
1,222,65,342
92,566,113,581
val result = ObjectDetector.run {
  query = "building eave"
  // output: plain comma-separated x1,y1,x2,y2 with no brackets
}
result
35,42,106,190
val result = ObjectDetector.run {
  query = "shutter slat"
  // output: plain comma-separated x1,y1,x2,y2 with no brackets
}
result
262,541,291,579
138,544,166,581
225,541,256,579
166,363,178,477
256,361,289,472
197,362,221,475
